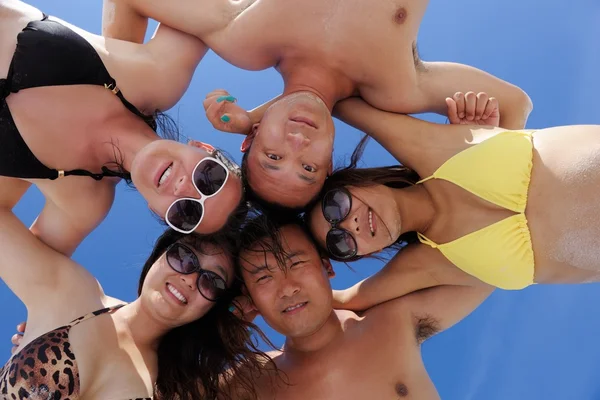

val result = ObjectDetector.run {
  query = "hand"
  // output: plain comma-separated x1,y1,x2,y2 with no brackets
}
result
203,89,252,135
229,295,260,323
11,322,26,354
446,91,500,127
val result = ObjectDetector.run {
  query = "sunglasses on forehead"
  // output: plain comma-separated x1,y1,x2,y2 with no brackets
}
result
166,242,228,301
165,156,232,234
321,187,360,261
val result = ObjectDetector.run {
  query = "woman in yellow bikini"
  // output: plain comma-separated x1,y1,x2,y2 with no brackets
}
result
307,91,600,309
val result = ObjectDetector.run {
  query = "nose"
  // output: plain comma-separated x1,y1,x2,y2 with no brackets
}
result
174,175,200,198
278,275,301,298
339,213,360,234
179,273,197,292
286,132,310,151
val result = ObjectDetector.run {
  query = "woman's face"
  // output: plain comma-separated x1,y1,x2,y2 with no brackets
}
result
131,140,243,234
308,185,402,257
140,241,235,327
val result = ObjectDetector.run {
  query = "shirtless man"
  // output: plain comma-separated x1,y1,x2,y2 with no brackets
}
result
104,0,533,209
226,216,493,399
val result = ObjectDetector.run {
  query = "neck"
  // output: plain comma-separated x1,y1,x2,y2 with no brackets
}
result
278,60,356,111
116,301,170,351
394,184,436,234
284,310,343,354
90,117,159,173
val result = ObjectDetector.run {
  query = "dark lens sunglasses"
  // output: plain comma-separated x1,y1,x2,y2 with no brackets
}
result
165,243,228,302
321,187,359,260
165,157,230,234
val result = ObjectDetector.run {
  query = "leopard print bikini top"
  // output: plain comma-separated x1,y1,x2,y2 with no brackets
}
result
0,304,153,400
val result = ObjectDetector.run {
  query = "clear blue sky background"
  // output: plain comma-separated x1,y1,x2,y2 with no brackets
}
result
2,1,600,399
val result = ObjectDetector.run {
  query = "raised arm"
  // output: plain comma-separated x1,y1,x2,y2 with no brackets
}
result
415,62,533,130
334,246,483,312
0,207,100,310
102,0,148,42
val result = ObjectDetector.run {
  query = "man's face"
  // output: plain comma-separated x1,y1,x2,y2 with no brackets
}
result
239,225,335,338
243,92,335,208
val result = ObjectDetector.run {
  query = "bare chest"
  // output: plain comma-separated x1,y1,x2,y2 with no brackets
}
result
256,335,438,400
211,0,428,96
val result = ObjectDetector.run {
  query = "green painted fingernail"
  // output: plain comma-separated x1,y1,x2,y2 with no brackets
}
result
217,95,236,103
228,305,235,312
220,115,231,123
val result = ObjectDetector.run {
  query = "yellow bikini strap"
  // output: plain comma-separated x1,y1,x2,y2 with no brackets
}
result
416,175,435,184
417,232,438,249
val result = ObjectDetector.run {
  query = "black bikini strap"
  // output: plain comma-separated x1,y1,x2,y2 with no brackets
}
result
50,166,131,181
41,13,49,21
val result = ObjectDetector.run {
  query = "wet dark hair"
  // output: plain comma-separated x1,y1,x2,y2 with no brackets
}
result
309,134,421,261
240,149,318,216
237,209,323,275
138,227,275,400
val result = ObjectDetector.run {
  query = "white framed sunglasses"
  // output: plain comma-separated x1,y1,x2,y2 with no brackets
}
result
165,156,231,234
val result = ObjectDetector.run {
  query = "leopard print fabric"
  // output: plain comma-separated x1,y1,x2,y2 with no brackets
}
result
0,305,151,400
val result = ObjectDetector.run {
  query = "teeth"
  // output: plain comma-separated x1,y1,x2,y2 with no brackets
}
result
368,210,375,236
284,303,306,312
167,284,187,304
158,165,172,187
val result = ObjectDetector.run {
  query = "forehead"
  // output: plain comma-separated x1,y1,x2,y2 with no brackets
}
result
240,225,318,264
179,240,234,275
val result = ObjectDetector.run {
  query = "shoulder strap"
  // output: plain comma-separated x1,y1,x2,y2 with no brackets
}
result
417,232,439,249
68,304,126,327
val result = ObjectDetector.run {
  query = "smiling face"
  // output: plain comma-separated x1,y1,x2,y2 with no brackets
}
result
239,224,335,338
308,185,402,257
131,140,243,234
139,240,235,328
242,92,335,208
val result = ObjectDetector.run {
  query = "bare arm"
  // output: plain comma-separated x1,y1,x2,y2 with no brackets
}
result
416,62,533,130
0,208,100,309
107,0,237,40
102,0,148,42
334,246,484,312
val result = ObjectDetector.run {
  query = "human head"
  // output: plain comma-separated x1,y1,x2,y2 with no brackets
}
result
306,136,421,260
131,140,244,235
137,228,272,400
241,92,335,210
237,214,335,339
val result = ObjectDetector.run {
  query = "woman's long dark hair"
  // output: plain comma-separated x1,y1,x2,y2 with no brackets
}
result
310,134,422,260
138,228,275,400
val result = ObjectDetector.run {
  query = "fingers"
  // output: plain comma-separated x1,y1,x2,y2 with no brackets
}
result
445,97,461,125
474,92,488,121
482,96,499,120
453,92,466,120
16,322,26,333
464,91,477,121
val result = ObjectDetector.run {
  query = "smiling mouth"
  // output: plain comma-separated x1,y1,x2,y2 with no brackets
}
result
158,163,173,188
368,208,376,237
283,302,308,313
167,283,188,305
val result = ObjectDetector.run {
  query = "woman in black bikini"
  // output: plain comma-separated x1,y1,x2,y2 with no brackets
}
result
1,0,246,257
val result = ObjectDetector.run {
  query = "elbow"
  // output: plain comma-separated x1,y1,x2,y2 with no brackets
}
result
512,86,534,121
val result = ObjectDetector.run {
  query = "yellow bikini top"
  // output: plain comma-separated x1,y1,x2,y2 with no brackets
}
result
416,131,535,290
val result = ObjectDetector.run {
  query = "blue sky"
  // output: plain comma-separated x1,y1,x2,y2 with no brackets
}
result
2,1,600,399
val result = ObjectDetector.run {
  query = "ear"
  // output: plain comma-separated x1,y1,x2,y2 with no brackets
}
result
322,258,335,278
188,140,215,154
240,124,259,153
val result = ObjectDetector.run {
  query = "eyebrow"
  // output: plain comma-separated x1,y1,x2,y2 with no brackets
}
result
261,161,280,171
297,173,316,184
247,264,271,275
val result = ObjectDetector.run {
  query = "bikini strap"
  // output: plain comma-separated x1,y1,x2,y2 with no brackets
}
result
49,166,131,181
68,304,126,328
416,175,435,184
417,232,438,249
